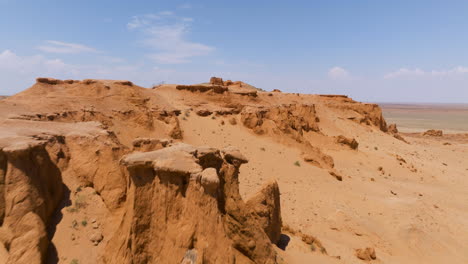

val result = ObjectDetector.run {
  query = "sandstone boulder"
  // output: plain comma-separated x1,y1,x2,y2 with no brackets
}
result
356,247,377,261
336,135,359,150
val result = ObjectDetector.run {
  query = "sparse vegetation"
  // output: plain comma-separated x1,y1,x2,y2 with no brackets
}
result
75,194,87,209
67,194,87,213
66,207,78,213
260,147,266,151
294,161,301,167
81,220,88,227
283,224,328,255
70,259,79,264
310,243,316,251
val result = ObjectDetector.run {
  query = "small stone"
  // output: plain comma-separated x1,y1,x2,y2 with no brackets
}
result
247,240,256,250
91,218,97,223
92,222,99,229
89,232,103,246
229,117,237,125
356,247,376,260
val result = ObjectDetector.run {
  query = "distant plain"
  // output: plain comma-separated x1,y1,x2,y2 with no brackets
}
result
380,103,468,133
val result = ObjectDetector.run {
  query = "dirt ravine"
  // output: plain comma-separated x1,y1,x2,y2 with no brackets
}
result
0,77,467,264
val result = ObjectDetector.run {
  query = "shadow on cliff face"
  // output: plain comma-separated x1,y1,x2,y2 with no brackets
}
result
277,234,291,250
46,183,71,264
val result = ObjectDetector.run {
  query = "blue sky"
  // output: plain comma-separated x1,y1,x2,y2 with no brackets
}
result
1,0,468,102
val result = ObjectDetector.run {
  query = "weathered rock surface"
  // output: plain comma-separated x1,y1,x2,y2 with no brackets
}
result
7,78,182,146
0,119,129,263
103,143,278,264
210,76,224,85
0,140,63,264
356,247,377,261
325,98,388,132
336,135,359,150
388,123,398,134
176,84,228,94
132,138,172,152
423,129,443,137
241,104,320,139
246,181,282,245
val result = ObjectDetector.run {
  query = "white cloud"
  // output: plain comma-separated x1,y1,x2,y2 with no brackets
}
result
0,49,196,95
0,49,73,74
182,17,194,22
128,12,214,64
431,66,468,76
127,12,175,30
384,68,424,79
37,40,98,54
178,3,192,9
328,66,350,79
0,50,80,94
385,66,468,79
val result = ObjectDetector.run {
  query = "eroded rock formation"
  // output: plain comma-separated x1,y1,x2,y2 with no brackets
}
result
0,140,63,264
246,181,282,245
423,129,443,137
103,143,279,264
241,104,320,139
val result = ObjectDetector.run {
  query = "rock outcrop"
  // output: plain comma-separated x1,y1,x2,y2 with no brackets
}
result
176,85,228,94
325,98,388,132
356,247,377,261
0,120,130,264
423,129,443,137
336,135,359,150
302,148,335,169
388,123,398,134
241,104,320,139
0,137,65,264
7,78,183,147
103,144,278,264
132,138,172,152
210,77,224,85
246,181,282,245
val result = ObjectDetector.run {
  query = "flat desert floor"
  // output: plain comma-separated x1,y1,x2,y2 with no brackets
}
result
381,103,468,133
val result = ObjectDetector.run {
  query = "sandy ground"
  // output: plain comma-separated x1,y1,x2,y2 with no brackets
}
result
2,79,468,263
176,113,468,263
161,92,468,263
